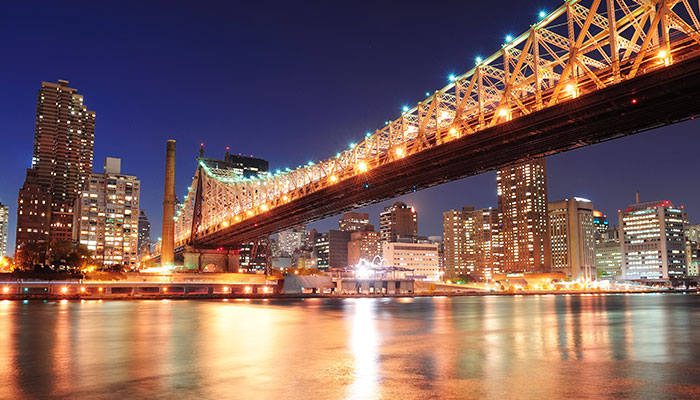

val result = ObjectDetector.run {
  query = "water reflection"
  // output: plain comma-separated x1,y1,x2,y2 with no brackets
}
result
348,299,379,399
0,294,698,399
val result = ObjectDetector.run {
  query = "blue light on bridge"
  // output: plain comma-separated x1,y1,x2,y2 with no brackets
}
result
350,142,356,149
402,106,409,112
425,92,430,97
539,10,547,19
448,74,456,82
475,56,482,64
505,35,513,43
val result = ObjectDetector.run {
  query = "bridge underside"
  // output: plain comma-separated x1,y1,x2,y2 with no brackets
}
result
187,52,700,250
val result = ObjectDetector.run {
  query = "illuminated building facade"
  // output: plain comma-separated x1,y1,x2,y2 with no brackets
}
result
497,159,551,273
619,200,686,280
443,206,500,281
339,212,371,232
347,229,381,266
278,225,305,257
382,242,440,281
470,208,501,281
442,207,472,279
0,202,8,256
137,210,151,257
380,202,417,243
684,224,700,277
74,158,139,268
548,198,596,281
16,80,95,252
596,241,623,280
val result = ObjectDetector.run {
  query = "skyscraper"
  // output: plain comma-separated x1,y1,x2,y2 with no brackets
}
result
380,202,417,243
0,203,8,257
619,200,686,280
548,198,596,281
74,158,139,269
138,210,151,256
16,80,95,254
497,159,551,273
339,212,371,232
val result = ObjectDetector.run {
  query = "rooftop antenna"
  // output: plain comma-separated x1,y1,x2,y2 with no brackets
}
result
635,191,640,204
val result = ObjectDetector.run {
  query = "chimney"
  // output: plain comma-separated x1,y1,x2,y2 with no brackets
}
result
161,140,176,267
635,191,640,204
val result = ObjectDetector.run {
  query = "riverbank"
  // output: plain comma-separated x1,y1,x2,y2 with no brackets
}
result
1,288,695,301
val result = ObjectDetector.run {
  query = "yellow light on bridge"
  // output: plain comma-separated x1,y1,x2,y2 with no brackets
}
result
282,195,289,201
565,84,578,98
449,127,458,137
330,175,338,183
247,210,254,216
235,215,241,222
395,147,404,157
358,161,368,173
261,204,269,211
222,220,229,228
658,49,671,66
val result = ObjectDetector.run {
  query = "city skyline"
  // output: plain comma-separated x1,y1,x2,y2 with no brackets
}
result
2,1,700,254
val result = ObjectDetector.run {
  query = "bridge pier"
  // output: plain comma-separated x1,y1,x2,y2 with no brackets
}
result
183,245,240,272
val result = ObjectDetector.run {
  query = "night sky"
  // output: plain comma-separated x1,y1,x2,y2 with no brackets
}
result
1,0,699,253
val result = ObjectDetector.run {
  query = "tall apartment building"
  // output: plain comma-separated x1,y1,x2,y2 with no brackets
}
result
382,242,440,281
619,200,686,280
74,158,139,268
0,203,8,257
548,198,596,281
17,80,96,254
470,208,501,281
497,159,551,273
347,228,381,266
339,212,371,232
443,208,468,279
443,206,500,281
380,202,417,242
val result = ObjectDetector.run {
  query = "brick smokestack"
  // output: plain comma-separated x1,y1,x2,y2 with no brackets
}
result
161,140,176,266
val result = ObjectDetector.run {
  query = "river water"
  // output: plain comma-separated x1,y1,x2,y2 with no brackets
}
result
0,294,699,399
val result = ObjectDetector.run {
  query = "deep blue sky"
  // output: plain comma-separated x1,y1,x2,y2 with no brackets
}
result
1,1,698,253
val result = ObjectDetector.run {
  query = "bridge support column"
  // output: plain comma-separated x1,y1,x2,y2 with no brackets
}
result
183,246,240,272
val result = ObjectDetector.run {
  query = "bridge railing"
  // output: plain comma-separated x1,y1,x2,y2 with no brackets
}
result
173,0,700,247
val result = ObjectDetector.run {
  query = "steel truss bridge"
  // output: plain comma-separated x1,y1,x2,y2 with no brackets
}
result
170,0,700,253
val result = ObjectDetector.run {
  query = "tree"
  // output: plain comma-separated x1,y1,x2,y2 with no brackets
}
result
48,240,94,269
16,241,48,269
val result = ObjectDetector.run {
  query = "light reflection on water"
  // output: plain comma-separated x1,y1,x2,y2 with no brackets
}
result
0,294,698,399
